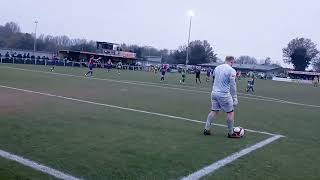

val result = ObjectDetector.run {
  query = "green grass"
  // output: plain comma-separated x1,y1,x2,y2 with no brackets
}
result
0,64,319,180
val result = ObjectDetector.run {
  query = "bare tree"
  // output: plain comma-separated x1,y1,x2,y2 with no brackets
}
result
236,56,257,64
264,57,272,65
313,57,320,72
4,22,21,33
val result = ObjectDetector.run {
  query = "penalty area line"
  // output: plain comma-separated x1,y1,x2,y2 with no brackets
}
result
181,135,283,180
1,66,319,108
0,149,81,180
0,84,279,136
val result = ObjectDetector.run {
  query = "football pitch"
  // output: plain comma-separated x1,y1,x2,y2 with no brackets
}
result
0,64,319,180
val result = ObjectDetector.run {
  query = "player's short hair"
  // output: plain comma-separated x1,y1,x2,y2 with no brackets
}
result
225,56,235,62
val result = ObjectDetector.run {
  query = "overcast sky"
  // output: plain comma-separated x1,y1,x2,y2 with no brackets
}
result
1,0,319,65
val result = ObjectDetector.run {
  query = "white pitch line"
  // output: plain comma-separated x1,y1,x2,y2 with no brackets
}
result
0,66,293,101
1,66,319,108
0,149,81,180
115,79,283,101
123,81,290,101
0,66,210,93
0,84,278,136
0,66,287,179
181,135,283,180
84,77,320,108
99,79,320,108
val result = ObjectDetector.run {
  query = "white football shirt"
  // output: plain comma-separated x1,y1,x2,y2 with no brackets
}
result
212,64,237,98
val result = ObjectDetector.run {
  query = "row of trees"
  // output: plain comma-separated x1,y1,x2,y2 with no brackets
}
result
0,22,278,66
223,38,320,72
120,40,217,65
0,22,217,65
0,22,96,52
1,21,320,71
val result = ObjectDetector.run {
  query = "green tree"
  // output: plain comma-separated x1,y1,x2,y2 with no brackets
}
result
165,40,216,65
15,33,34,50
283,38,319,71
188,40,216,65
172,45,187,64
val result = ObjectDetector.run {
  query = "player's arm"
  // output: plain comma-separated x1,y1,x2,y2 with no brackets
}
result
95,57,101,61
230,70,238,106
95,57,102,63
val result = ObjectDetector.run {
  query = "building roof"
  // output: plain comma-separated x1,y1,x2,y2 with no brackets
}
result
199,62,282,71
96,41,120,46
145,56,162,63
59,50,137,60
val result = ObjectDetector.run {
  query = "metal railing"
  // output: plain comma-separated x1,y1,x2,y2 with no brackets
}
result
0,57,144,71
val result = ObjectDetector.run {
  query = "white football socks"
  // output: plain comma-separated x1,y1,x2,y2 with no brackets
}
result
205,112,216,131
227,117,234,135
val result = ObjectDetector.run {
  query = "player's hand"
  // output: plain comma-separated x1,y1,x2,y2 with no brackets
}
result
233,98,238,106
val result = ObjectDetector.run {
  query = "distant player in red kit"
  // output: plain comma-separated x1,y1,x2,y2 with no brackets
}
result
107,59,113,72
160,64,168,82
85,55,101,77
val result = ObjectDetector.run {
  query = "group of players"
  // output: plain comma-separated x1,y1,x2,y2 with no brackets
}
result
51,55,256,95
50,55,319,139
63,56,317,92
82,56,123,77
50,55,117,75
157,64,256,93
51,55,257,94
49,55,250,138
157,65,213,84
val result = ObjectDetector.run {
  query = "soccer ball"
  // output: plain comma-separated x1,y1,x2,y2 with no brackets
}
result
233,127,245,137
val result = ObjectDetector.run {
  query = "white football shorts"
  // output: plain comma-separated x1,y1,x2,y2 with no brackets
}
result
211,92,234,113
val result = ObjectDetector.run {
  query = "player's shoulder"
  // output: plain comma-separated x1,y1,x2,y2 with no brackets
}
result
216,64,226,70
230,67,236,74
220,64,236,73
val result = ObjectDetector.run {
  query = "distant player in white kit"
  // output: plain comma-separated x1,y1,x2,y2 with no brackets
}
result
203,56,241,138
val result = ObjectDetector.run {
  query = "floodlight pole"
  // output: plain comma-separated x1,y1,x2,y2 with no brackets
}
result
33,21,38,64
186,15,192,65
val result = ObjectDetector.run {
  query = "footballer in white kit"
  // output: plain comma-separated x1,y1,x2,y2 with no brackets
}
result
203,56,241,138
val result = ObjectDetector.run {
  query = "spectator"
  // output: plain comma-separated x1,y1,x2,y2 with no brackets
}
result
23,53,26,59
11,52,17,58
5,52,10,58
